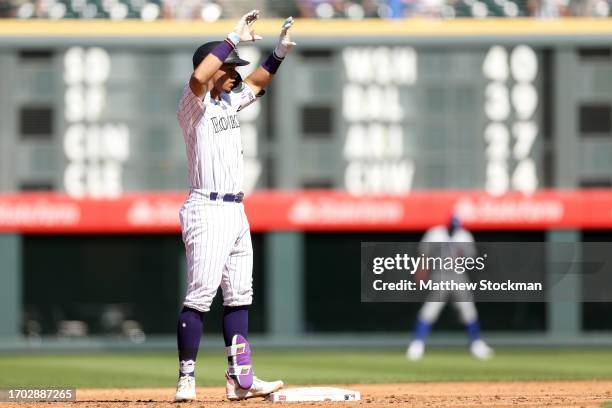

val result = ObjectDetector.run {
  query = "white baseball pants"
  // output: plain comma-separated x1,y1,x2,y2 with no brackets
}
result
179,193,253,312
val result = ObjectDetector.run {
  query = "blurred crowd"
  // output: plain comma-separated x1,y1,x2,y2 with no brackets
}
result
0,0,609,22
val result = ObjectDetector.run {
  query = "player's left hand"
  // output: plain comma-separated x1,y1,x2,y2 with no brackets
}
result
274,17,296,58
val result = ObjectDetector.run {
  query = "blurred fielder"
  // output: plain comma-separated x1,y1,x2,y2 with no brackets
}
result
174,10,296,401
406,215,494,361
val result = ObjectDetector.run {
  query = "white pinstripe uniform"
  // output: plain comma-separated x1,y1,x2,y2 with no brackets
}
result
176,81,258,312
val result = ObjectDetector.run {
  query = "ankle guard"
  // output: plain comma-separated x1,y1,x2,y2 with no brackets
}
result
226,334,253,389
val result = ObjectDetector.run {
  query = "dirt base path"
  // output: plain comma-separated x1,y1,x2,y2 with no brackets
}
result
8,381,612,408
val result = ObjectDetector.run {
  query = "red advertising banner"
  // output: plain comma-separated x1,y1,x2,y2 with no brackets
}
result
0,189,610,234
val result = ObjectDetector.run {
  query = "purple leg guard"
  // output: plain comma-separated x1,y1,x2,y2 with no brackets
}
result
226,334,254,389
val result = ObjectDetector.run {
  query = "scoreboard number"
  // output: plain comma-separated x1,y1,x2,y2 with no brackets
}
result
483,45,539,196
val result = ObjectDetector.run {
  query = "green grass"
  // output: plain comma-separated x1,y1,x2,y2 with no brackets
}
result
1,349,612,388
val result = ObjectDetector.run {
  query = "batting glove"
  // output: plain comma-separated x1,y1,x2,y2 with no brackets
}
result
228,9,263,46
274,17,296,58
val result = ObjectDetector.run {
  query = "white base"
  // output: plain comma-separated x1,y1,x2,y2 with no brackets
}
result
266,387,360,402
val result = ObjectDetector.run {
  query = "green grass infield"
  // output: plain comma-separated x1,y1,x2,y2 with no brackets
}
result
1,349,612,388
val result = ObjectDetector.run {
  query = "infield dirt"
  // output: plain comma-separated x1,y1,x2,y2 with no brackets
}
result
5,381,612,407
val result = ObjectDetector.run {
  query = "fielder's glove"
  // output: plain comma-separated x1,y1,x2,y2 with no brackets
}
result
228,9,263,45
274,17,296,58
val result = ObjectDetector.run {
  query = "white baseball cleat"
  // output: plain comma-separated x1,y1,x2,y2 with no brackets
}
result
174,375,196,402
225,372,284,401
470,339,494,360
406,340,425,361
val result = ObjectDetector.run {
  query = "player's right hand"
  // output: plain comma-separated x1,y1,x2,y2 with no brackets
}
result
231,9,263,43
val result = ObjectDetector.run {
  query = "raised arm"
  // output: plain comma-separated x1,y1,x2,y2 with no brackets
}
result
190,10,263,98
245,17,296,95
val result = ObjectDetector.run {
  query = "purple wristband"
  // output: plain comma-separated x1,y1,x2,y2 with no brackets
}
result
261,51,284,75
210,39,235,63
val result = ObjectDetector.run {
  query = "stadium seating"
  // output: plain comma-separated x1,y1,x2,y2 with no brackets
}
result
2,0,607,23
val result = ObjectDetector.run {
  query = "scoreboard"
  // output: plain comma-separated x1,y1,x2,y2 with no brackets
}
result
339,45,542,195
0,20,611,198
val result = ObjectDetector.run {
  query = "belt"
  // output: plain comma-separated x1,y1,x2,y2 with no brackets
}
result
209,191,244,203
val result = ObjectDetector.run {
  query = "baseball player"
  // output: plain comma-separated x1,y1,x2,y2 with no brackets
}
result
406,215,494,361
173,10,296,402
